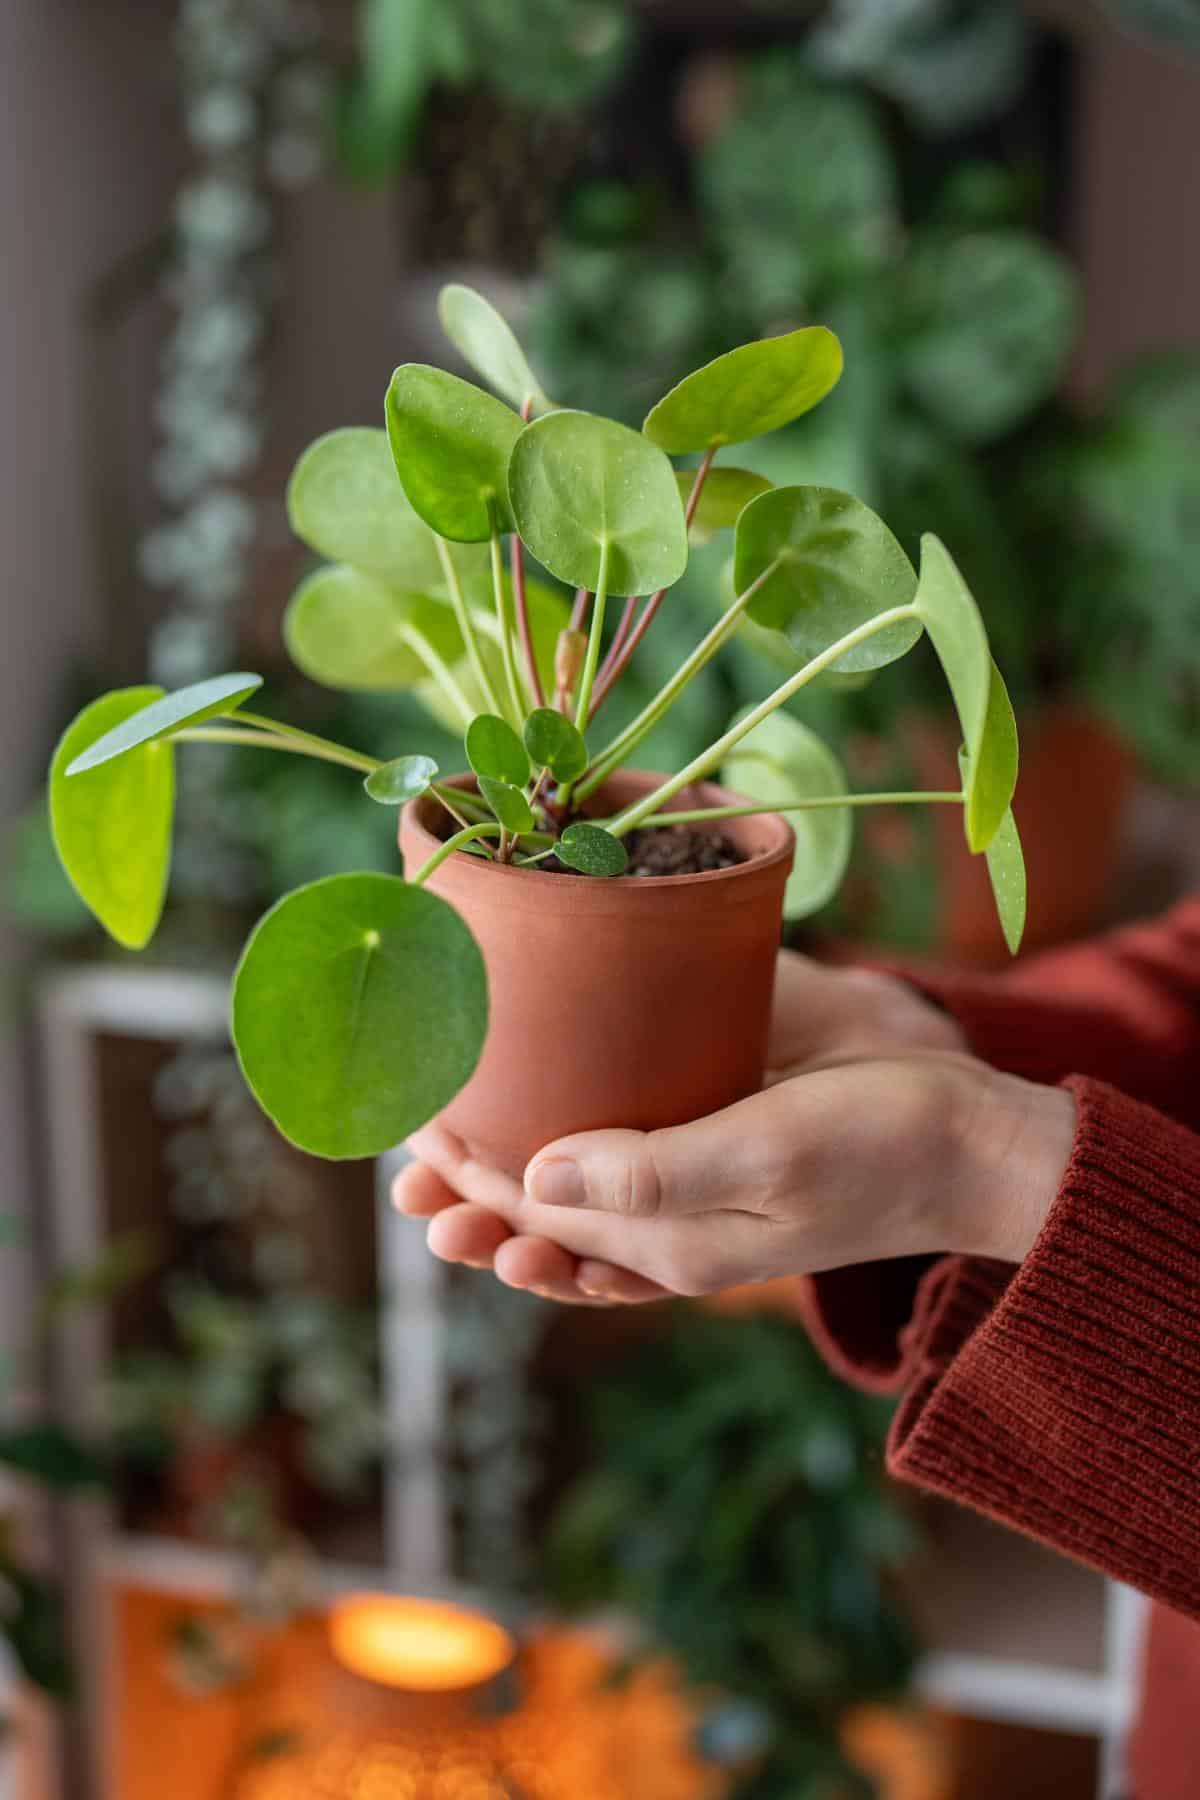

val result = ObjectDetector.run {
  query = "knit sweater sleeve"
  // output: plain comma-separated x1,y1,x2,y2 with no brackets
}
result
804,894,1200,1616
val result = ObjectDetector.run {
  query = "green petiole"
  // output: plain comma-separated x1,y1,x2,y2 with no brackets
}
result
623,791,965,828
606,603,919,836
435,535,505,721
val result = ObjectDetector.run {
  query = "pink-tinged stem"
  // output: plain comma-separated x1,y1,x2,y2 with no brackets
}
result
588,447,716,718
510,533,543,707
570,588,591,631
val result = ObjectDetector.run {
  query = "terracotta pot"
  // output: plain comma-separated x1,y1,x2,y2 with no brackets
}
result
399,770,794,1176
907,705,1133,965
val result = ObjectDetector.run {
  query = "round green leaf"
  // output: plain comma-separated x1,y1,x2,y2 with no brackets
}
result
477,778,534,834
644,328,844,455
523,708,588,782
985,809,1026,955
65,673,262,775
558,822,628,877
438,283,551,416
912,535,1017,852
735,487,921,671
50,688,174,950
364,755,439,806
386,365,522,542
676,467,773,543
284,566,464,692
466,714,529,786
287,427,440,583
509,410,688,596
232,873,488,1160
722,709,852,920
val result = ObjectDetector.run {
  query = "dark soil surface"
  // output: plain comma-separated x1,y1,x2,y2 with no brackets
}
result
431,811,745,877
620,823,743,877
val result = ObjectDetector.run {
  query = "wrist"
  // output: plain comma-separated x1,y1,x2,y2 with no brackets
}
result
945,1066,1077,1264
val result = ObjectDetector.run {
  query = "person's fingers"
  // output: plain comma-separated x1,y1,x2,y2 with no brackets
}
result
491,1236,612,1306
523,1083,800,1222
574,1260,672,1304
425,1202,513,1268
392,1161,460,1219
407,1124,525,1219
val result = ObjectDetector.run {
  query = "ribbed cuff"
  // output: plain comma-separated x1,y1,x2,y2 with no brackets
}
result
889,1075,1200,1617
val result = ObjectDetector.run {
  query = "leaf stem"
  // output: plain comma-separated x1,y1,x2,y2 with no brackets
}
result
606,603,919,837
510,532,544,707
573,538,610,731
626,791,965,828
409,821,502,885
185,715,381,775
435,535,504,719
398,626,476,729
490,521,526,724
589,447,717,714
575,556,783,802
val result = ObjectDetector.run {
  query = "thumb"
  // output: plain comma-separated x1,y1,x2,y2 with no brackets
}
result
524,1090,787,1219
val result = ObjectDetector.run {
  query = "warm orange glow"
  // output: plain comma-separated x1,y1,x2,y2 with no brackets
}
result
328,1595,516,1692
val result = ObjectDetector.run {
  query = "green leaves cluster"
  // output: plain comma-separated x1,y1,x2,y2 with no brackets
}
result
45,277,1029,1164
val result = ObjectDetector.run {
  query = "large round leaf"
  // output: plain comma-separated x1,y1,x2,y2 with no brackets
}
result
644,329,844,455
287,427,439,583
50,688,174,950
735,486,921,671
509,410,687,595
232,873,488,1160
438,283,551,416
64,673,262,774
677,467,773,542
913,535,1017,851
284,565,464,692
386,365,522,542
722,709,852,920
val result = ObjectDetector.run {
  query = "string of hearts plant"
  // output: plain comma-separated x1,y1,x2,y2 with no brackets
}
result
49,285,1024,1163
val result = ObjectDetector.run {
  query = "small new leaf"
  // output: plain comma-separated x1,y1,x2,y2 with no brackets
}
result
557,822,628,877
523,708,588,781
364,755,438,806
64,673,262,775
438,283,552,415
466,713,530,786
478,778,534,835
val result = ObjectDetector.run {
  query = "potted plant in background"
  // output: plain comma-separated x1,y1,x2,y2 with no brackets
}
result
47,286,1024,1166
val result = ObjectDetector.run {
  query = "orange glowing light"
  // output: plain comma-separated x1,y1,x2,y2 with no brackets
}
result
328,1596,516,1692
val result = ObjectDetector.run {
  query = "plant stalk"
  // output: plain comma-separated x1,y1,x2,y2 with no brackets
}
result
627,791,965,827
410,821,502,885
606,603,919,836
490,522,527,723
435,535,504,720
576,556,783,802
573,539,610,730
510,531,544,707
398,625,476,729
589,447,717,713
185,716,381,775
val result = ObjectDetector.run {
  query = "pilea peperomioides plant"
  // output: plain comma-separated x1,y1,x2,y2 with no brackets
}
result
50,285,1024,1163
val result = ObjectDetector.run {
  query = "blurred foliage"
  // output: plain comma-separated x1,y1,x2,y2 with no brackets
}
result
106,1277,384,1505
339,0,630,178
547,1308,918,1798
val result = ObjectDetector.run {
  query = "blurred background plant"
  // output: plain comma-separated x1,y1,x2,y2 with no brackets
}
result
547,1305,919,1799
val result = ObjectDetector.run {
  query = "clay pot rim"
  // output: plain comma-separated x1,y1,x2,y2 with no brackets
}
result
403,770,795,896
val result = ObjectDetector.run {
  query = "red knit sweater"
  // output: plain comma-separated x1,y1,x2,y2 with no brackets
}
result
804,895,1200,1800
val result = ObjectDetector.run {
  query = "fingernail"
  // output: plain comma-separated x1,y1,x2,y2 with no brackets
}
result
527,1157,586,1208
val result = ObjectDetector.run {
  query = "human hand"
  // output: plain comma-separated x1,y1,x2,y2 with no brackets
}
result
393,952,1076,1304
